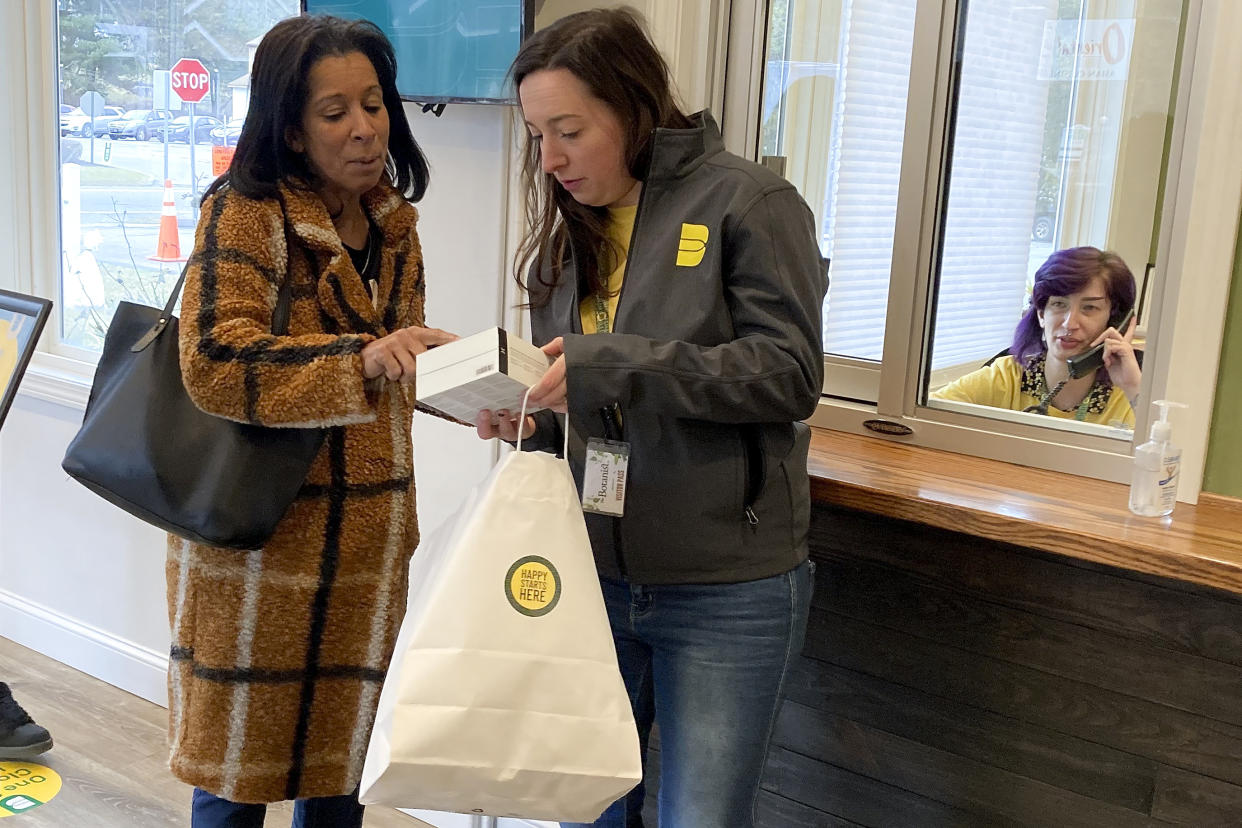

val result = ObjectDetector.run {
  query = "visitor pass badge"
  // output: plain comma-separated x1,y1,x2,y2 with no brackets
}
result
582,438,630,517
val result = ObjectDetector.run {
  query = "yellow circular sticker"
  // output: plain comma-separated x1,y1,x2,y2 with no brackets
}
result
0,762,61,818
505,556,561,617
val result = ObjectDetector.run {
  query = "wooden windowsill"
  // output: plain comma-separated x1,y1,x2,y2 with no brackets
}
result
806,427,1242,596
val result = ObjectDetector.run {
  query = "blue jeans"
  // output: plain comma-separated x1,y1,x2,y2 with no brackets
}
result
190,787,364,828
565,559,814,828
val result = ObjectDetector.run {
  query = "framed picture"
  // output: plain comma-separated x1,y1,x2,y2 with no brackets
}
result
0,289,52,431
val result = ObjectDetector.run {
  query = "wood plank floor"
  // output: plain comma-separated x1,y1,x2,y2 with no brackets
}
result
0,636,428,827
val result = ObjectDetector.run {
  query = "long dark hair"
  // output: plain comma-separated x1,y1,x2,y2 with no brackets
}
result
204,14,429,203
1011,246,1136,366
509,7,692,306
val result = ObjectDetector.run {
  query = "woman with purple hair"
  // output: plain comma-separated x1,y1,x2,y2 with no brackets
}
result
933,246,1141,427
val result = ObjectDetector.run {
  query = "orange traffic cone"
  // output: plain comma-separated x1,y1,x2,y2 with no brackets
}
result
148,179,187,262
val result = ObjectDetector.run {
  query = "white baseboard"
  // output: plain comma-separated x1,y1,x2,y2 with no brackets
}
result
0,588,168,706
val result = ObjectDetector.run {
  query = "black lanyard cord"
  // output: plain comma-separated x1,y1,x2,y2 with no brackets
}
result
1023,378,1069,416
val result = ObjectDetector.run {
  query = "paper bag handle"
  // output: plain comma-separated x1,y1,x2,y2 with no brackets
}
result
516,386,570,458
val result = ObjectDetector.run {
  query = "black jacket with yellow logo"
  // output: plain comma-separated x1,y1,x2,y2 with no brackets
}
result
524,111,827,585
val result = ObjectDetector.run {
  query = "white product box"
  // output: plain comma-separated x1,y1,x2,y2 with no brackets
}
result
416,327,552,423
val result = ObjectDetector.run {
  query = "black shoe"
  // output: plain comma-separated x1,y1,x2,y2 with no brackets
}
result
0,683,52,759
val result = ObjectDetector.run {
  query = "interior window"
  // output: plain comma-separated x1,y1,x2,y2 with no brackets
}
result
923,0,1186,439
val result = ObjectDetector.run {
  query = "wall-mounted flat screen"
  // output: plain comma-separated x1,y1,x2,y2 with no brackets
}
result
302,0,531,103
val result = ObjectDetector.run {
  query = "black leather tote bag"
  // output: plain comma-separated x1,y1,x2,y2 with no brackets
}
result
62,264,325,549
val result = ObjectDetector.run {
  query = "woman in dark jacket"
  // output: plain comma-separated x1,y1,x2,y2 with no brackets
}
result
172,15,453,828
477,8,827,826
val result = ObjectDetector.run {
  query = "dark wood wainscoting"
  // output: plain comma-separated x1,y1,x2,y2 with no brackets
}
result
748,502,1242,826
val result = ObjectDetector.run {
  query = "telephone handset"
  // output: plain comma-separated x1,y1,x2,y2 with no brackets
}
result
1065,307,1135,379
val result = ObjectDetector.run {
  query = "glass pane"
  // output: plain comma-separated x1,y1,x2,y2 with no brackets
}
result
926,0,1185,438
57,0,298,352
759,0,917,362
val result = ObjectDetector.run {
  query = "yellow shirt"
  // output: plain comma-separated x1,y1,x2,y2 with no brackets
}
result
932,355,1135,427
579,204,637,335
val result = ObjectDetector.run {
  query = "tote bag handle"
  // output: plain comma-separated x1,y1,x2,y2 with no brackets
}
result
515,386,570,458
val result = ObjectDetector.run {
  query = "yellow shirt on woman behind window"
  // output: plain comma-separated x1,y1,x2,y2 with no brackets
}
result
932,354,1134,427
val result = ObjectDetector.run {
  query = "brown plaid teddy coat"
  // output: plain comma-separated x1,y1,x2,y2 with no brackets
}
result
168,179,426,803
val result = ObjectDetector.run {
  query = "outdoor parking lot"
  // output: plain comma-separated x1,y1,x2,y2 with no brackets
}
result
59,132,230,348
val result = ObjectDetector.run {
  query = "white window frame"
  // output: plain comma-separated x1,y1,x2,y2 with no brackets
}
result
2,1,95,407
722,0,1242,502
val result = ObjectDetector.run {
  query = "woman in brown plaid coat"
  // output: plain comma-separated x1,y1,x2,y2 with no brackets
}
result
169,16,454,826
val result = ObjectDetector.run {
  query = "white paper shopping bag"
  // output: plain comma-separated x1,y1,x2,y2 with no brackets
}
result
359,445,642,822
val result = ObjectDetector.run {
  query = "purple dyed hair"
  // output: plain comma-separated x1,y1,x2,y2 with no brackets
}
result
1010,246,1136,368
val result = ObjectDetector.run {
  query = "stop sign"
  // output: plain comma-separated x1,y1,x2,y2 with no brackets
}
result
171,58,210,104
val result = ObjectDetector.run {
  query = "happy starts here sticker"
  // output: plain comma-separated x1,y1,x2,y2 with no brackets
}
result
505,556,561,617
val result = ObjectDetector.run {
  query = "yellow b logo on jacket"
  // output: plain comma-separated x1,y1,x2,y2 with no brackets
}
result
677,224,709,267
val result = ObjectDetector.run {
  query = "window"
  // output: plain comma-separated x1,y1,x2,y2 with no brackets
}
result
756,0,917,401
925,2,1181,418
760,0,915,368
53,0,297,358
723,0,1242,496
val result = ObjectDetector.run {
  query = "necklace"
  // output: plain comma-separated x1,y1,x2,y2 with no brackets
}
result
357,232,374,276
346,226,375,277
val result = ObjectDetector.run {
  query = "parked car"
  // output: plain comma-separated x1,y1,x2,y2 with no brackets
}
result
161,115,222,144
61,105,125,137
210,118,245,147
108,109,174,141
60,103,75,115
60,107,88,136
89,106,127,136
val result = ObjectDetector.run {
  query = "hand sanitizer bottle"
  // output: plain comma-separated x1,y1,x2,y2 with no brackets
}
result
1129,400,1187,517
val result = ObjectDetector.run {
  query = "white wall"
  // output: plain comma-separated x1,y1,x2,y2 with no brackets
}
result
0,392,170,700
407,104,514,528
0,102,512,709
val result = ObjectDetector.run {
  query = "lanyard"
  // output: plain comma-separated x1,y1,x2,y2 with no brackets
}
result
592,294,611,334
1073,394,1092,421
590,293,624,434
1025,377,1093,421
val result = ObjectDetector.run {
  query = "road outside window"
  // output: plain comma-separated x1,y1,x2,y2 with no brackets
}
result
57,0,297,352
